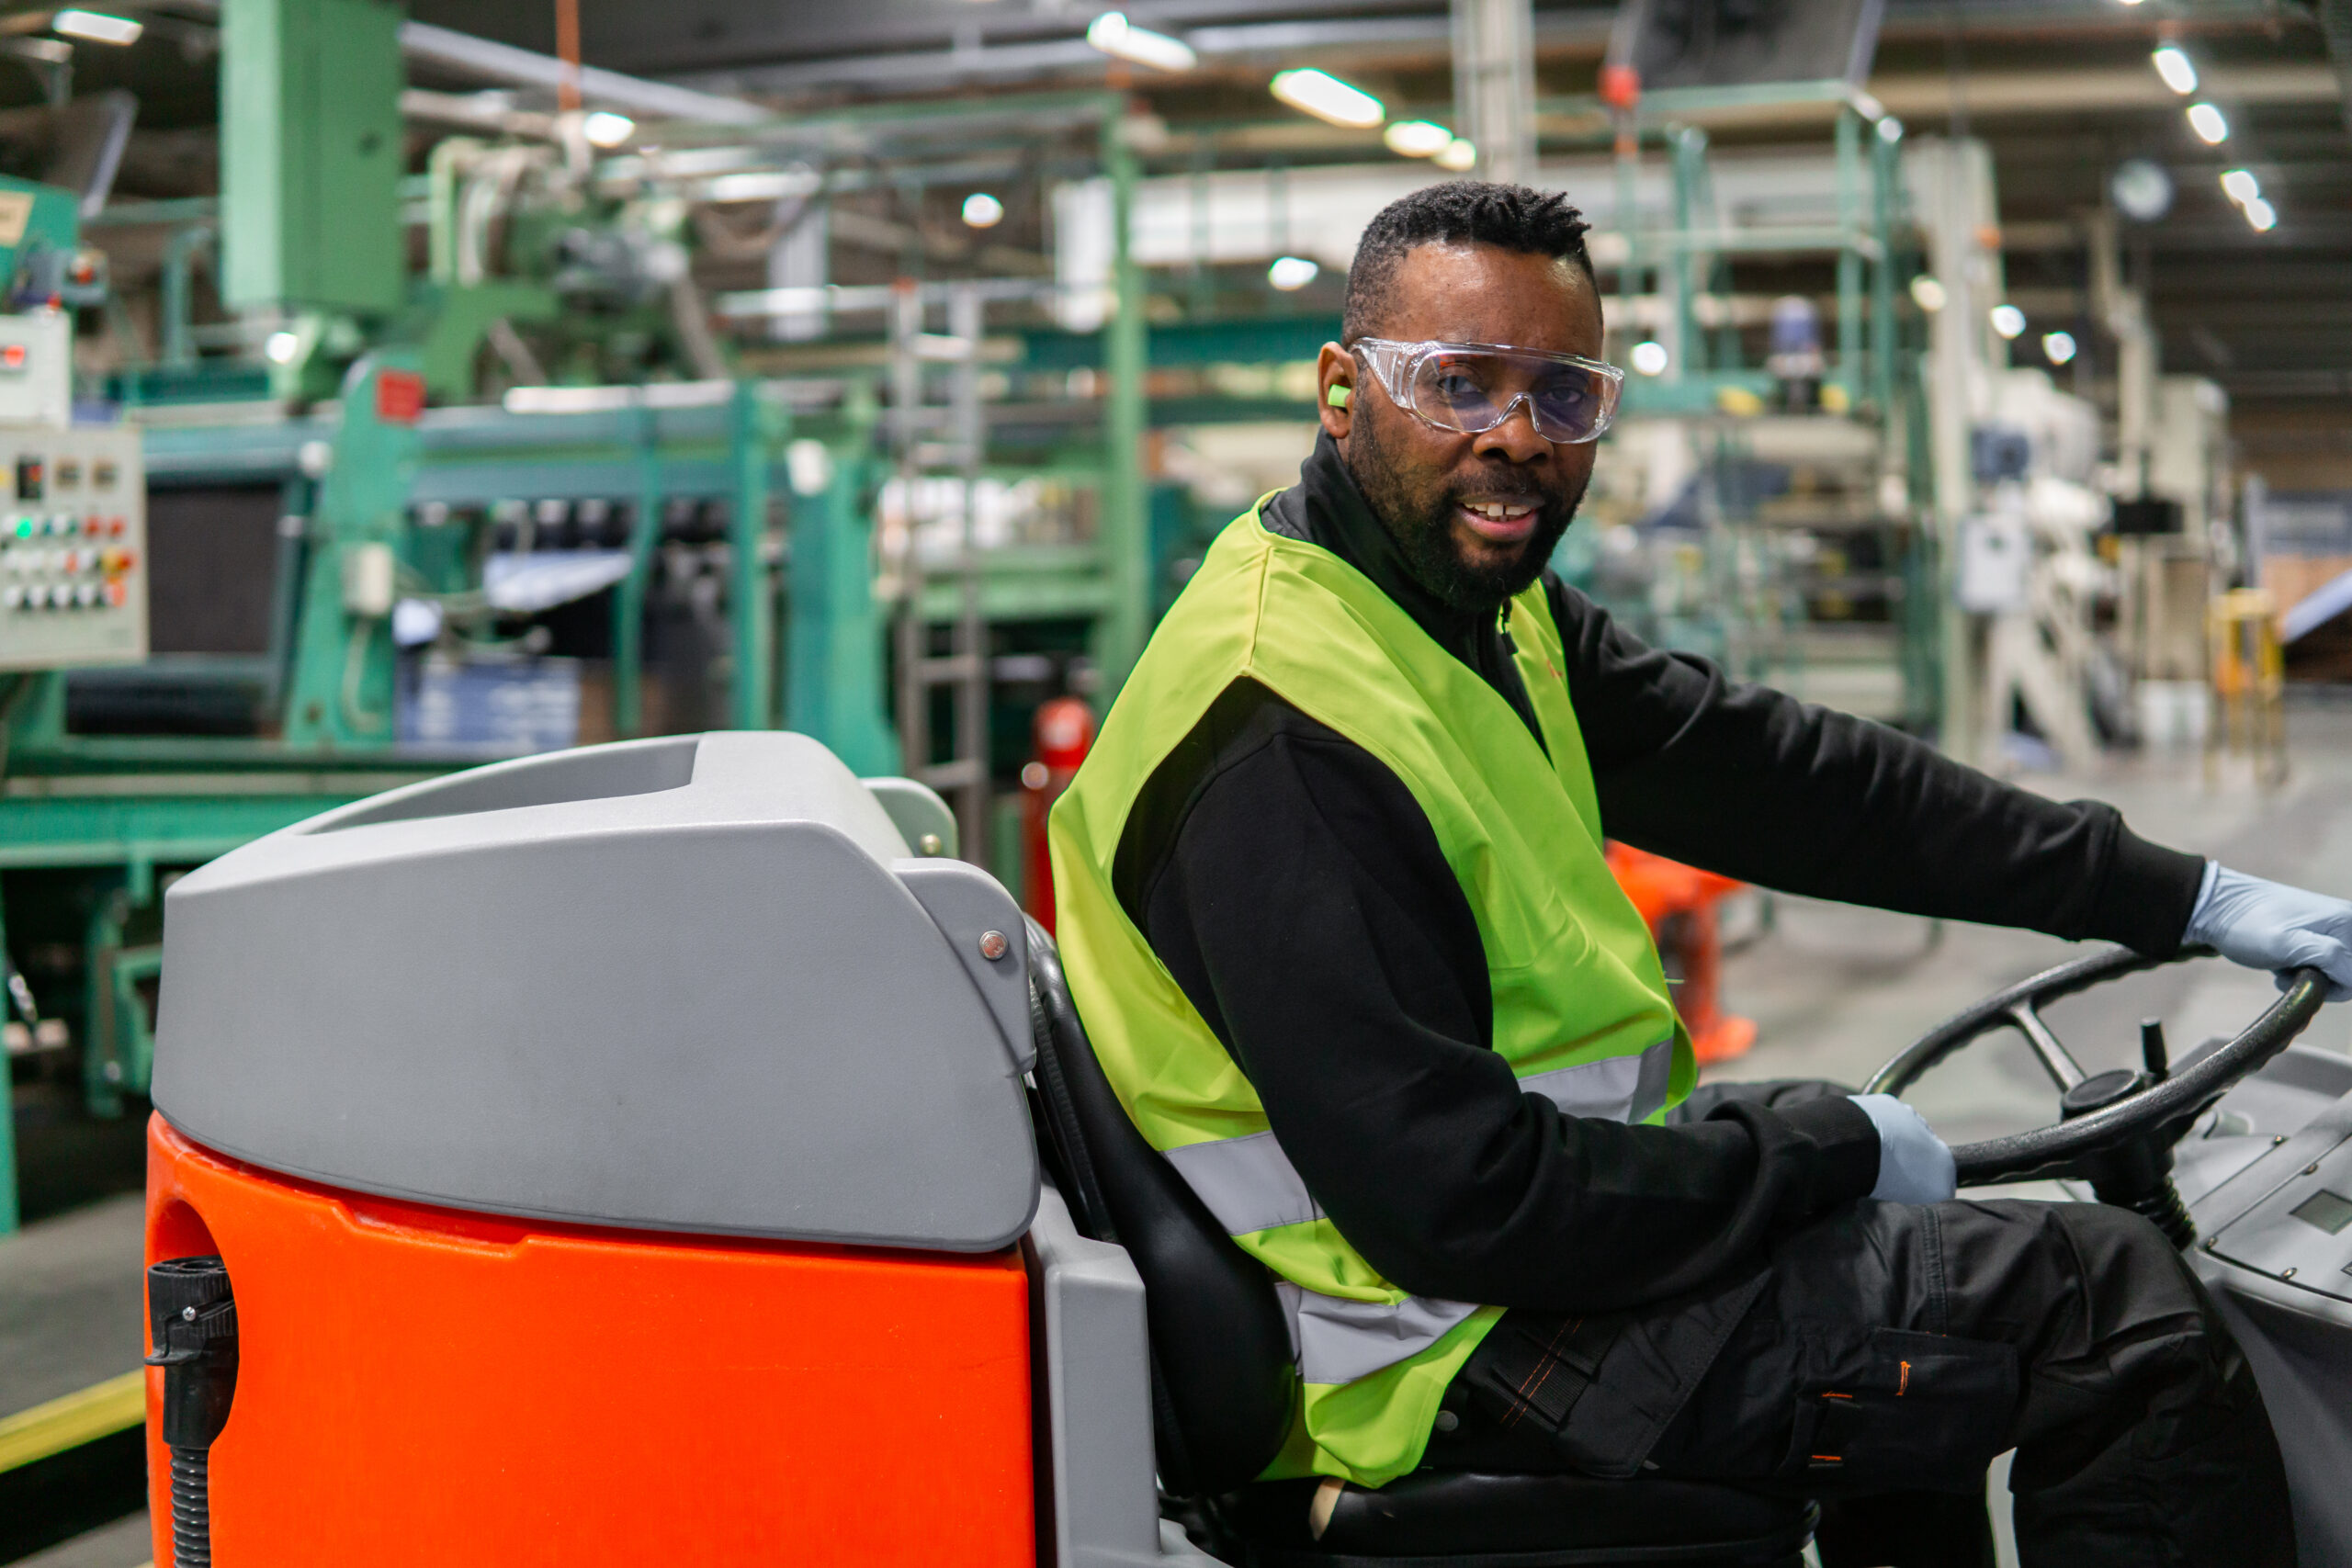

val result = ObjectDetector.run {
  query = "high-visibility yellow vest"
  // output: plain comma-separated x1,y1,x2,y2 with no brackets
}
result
1049,501,1691,1487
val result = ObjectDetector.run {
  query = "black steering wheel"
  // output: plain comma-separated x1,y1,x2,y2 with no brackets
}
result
1862,946,2329,1244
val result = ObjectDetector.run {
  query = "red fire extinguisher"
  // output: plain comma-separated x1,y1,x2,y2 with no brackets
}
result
1021,695,1095,931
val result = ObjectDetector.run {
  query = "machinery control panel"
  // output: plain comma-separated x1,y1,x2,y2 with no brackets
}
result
0,424,146,671
2207,1096,2352,1306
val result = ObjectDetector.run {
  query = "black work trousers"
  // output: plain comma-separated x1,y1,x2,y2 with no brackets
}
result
1427,1193,2293,1568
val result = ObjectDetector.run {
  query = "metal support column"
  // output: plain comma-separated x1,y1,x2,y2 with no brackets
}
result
1668,128,1707,378
282,353,418,750
1835,107,1865,402
784,434,899,776
1096,116,1149,700
614,404,662,737
1452,0,1537,183
890,285,927,790
728,378,776,729
160,224,215,368
891,285,993,862
946,284,989,858
1612,119,1643,355
1869,120,1902,421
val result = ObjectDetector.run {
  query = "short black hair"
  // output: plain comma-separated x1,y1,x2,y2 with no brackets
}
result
1341,181,1594,344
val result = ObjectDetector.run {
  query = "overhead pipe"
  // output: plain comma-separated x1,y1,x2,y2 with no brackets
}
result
166,1,769,125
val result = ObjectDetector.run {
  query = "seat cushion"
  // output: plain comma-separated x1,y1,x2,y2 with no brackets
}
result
1216,1472,1815,1566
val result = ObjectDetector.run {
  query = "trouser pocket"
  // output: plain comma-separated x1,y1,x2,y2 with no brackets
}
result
1785,1327,2018,1494
1454,1309,1628,1438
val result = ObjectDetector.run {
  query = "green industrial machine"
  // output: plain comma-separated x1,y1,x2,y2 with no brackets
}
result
0,174,98,311
0,0,1949,1235
220,0,406,321
0,0,1162,1231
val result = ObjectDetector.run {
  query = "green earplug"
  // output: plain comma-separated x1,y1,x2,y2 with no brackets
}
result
1326,385,1351,408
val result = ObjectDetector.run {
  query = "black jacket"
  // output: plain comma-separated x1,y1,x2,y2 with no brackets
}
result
1111,433,2206,1314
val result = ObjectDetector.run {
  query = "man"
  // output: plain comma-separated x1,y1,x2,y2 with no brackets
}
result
1047,183,2351,1566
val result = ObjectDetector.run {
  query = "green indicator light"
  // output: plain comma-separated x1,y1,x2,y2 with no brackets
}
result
12,517,28,538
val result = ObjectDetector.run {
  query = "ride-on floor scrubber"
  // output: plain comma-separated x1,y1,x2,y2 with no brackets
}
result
141,732,2352,1565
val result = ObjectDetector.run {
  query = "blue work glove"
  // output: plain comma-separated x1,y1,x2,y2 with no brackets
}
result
1849,1093,1957,1204
2185,863,2352,1002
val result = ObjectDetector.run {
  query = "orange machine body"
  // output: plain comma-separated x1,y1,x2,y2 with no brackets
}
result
1606,843,1758,1066
144,1114,1035,1568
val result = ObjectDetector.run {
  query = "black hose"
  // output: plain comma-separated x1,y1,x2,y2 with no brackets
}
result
147,1256,238,1566
168,1449,211,1567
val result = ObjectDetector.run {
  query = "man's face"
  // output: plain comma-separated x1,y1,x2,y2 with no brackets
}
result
1317,243,1605,613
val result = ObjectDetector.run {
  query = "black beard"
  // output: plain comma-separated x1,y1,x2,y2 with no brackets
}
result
1346,408,1581,615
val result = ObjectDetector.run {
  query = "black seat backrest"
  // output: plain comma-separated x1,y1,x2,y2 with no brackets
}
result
1024,918,1300,1496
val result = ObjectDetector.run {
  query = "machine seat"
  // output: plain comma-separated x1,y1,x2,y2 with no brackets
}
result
1024,919,1813,1568
1218,1472,1814,1566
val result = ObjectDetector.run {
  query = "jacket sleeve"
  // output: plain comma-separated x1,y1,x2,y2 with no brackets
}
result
1546,578,2206,955
1134,688,1881,1314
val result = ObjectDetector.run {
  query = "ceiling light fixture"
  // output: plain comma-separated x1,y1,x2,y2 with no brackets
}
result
1383,120,1454,158
1271,69,1385,130
2219,169,2259,206
1085,13,1196,73
961,192,1005,229
1989,304,2027,340
1629,341,1669,377
1435,138,1478,173
2186,102,2229,144
2150,46,2198,96
1908,275,1947,313
2244,197,2277,232
581,111,636,149
1267,255,1320,291
2041,331,2077,365
52,9,141,43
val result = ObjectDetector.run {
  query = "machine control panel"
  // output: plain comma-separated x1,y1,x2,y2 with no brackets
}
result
0,425,145,671
2208,1102,2352,1305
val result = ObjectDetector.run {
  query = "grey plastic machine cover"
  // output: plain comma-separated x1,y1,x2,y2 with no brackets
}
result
152,731,1039,1252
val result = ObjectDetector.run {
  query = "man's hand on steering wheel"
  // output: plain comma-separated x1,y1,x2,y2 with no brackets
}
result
2187,863,2352,1002
1848,1094,1958,1204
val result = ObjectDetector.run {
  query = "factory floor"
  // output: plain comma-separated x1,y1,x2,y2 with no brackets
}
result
4,704,2351,1568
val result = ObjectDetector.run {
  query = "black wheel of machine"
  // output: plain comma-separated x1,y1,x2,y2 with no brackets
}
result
1862,947,2329,1235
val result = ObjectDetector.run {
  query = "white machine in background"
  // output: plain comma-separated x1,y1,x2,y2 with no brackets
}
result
1962,370,2116,772
0,310,147,672
2125,376,2230,744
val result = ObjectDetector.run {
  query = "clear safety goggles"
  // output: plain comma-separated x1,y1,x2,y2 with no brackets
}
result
1351,338,1624,446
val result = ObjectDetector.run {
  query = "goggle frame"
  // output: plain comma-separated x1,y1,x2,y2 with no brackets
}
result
1349,337,1625,446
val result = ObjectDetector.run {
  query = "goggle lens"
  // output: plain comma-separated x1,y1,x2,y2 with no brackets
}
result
1408,350,1617,443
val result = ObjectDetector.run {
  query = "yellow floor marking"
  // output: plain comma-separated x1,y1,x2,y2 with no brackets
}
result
0,1371,145,1473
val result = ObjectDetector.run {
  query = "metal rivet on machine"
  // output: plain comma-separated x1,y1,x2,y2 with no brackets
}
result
919,833,944,856
2274,1134,2290,1145
2306,1164,2321,1176
978,930,1009,961
2281,1268,2298,1280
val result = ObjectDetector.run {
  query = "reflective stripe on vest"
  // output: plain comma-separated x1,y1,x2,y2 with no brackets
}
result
1162,1036,1678,1383
1274,1280,1484,1385
1162,1037,1679,1237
